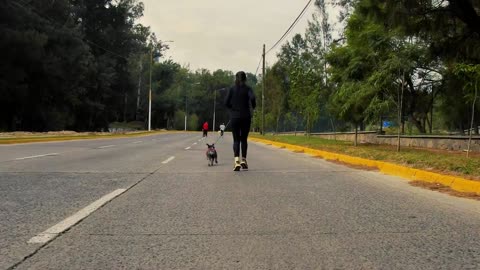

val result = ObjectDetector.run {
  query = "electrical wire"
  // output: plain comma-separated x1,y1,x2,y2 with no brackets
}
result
253,0,312,75
266,0,313,55
254,56,263,76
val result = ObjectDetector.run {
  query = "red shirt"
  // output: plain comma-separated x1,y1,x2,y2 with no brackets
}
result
203,122,209,130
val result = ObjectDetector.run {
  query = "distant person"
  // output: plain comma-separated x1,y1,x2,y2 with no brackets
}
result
202,121,209,137
220,123,226,137
225,71,256,171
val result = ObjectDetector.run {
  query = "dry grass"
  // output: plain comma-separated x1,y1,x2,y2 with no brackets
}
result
409,181,480,200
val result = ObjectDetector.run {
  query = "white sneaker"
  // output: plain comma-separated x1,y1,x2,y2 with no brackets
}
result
233,157,241,171
240,158,248,170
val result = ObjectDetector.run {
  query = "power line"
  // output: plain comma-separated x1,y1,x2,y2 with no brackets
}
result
254,56,263,76
266,0,313,55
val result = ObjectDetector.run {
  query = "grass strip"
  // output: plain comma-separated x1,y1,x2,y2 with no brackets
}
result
0,131,170,144
252,134,480,181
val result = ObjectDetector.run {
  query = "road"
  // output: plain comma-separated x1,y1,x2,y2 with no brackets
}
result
1,132,480,269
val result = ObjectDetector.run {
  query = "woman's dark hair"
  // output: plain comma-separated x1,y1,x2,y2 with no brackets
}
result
235,71,247,86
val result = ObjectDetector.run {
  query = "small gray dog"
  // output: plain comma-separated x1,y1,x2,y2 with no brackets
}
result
206,144,218,167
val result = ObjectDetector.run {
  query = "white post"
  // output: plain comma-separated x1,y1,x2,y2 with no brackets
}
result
213,90,216,133
148,90,152,131
148,48,153,131
185,90,188,131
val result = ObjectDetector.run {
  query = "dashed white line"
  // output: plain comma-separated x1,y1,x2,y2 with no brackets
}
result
15,153,59,160
162,156,175,164
185,146,191,150
132,141,143,144
193,142,197,145
98,145,115,149
28,189,127,244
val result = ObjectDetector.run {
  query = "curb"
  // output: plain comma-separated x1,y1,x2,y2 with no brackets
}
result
250,137,480,195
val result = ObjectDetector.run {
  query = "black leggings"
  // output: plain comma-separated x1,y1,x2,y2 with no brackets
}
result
231,117,251,158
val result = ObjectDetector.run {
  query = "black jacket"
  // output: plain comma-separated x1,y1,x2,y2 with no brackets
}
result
224,84,256,119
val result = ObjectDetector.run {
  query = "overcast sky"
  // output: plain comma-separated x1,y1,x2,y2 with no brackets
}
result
139,0,340,74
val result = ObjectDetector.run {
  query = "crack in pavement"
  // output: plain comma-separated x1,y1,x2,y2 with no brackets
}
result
7,164,168,270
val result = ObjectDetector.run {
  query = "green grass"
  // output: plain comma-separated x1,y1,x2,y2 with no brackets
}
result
0,131,168,144
109,121,145,130
252,134,480,180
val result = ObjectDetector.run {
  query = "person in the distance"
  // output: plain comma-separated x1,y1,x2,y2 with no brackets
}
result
202,121,209,137
219,123,226,137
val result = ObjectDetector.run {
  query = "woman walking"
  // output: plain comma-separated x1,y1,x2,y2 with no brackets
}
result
224,71,256,171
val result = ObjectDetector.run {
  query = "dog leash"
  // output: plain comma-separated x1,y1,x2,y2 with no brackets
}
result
212,120,231,145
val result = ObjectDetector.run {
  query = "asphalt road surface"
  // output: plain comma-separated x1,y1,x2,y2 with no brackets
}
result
1,132,480,269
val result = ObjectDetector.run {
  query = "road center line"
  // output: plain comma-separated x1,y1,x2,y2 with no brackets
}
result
162,156,175,164
132,141,143,144
185,146,191,150
98,145,115,149
28,189,127,244
15,153,59,160
193,142,197,145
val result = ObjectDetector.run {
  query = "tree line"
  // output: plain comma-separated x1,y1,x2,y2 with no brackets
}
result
257,0,480,137
2,0,479,134
0,0,244,132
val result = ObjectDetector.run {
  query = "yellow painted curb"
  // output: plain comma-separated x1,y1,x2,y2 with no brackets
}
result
250,137,480,195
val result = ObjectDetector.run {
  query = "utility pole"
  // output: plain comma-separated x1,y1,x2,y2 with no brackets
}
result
148,47,153,131
136,61,142,121
146,40,174,131
213,89,216,133
262,44,266,136
185,89,187,131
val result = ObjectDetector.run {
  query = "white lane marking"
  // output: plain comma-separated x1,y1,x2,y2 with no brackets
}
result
193,142,197,145
15,153,59,160
98,145,115,149
185,146,191,150
162,156,175,164
28,189,127,244
132,141,143,144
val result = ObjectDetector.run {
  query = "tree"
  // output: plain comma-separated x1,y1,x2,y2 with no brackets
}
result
0,0,158,131
274,11,331,135
264,64,288,133
0,0,93,131
326,2,444,141
454,64,480,157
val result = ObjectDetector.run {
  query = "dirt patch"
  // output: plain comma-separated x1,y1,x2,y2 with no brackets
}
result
414,167,480,182
410,181,480,200
321,158,379,171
